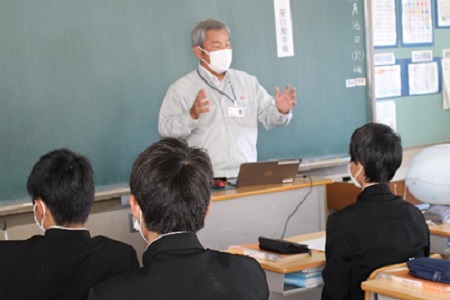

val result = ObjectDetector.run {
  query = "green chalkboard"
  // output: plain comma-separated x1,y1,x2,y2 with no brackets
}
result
0,0,369,204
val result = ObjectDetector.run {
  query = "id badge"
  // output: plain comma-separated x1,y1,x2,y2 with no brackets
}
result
228,106,245,118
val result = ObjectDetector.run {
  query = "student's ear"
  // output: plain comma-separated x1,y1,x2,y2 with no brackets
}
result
205,201,211,218
355,162,367,182
129,195,141,220
33,198,44,220
34,198,55,228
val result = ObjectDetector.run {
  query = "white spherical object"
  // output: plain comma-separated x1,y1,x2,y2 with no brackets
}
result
406,144,450,205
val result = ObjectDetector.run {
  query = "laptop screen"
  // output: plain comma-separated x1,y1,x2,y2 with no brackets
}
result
228,158,301,187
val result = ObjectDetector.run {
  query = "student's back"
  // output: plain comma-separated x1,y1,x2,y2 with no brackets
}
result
322,184,429,299
0,229,139,300
87,138,269,300
321,123,430,300
0,149,139,300
87,233,268,300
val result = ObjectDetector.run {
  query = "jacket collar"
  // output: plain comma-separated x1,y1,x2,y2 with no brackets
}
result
197,64,231,83
44,227,91,240
357,183,395,203
143,232,204,265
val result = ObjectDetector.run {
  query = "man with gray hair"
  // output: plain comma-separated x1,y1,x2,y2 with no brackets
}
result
158,18,297,180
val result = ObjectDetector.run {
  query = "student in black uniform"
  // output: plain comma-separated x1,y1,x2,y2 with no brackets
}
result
0,149,139,300
321,123,430,300
87,137,269,300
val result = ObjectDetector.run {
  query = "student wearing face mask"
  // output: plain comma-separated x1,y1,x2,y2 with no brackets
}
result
86,137,269,300
158,18,297,179
0,149,139,300
321,123,430,300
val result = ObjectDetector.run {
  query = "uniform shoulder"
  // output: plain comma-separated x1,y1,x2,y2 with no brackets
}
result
92,235,136,251
87,267,140,299
208,248,263,268
0,235,43,248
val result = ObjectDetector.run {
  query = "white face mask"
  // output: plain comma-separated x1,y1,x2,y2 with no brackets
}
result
33,201,46,232
199,47,232,74
348,162,362,188
133,210,149,244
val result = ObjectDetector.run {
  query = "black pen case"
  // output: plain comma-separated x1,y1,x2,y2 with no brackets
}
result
258,236,309,254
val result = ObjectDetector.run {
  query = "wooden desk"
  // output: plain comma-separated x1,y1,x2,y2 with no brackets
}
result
362,277,450,300
211,177,333,202
326,181,421,211
198,177,332,250
229,231,326,297
428,223,450,256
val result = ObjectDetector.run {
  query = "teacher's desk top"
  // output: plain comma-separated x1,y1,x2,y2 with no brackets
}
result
0,176,333,217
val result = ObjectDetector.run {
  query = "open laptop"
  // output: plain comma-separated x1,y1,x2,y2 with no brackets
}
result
227,158,302,187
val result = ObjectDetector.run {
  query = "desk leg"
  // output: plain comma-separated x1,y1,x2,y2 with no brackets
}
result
269,288,323,300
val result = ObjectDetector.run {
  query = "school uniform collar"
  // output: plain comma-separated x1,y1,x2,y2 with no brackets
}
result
142,232,204,265
357,183,395,203
44,227,91,240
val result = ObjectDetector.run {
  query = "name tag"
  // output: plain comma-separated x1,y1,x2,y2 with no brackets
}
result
228,106,245,118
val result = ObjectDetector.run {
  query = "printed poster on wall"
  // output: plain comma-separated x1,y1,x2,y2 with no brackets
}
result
372,0,398,47
401,0,433,45
437,0,450,27
374,65,402,98
442,59,450,109
408,61,439,95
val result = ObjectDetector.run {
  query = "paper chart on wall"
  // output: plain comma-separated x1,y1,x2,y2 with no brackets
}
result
401,0,433,45
372,0,397,47
442,59,450,109
376,100,397,131
408,61,439,95
374,65,402,98
437,0,450,27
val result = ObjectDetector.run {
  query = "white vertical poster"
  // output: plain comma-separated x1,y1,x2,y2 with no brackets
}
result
442,59,450,109
372,0,398,47
408,62,439,95
374,65,402,98
274,0,294,57
437,0,450,27
376,100,397,131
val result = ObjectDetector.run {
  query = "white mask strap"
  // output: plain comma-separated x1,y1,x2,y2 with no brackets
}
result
33,201,47,232
133,209,149,244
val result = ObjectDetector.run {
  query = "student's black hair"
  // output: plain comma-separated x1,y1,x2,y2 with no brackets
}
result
27,149,94,225
129,137,213,234
349,123,402,183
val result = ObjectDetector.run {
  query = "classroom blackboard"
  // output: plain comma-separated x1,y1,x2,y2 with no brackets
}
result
0,0,369,205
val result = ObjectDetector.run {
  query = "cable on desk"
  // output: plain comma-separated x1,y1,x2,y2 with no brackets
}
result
280,175,313,239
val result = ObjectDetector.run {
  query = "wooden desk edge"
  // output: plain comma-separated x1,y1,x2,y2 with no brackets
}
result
361,278,450,300
361,279,410,299
428,223,450,237
259,252,326,274
1,177,333,216
0,185,130,217
230,231,326,274
212,177,333,202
